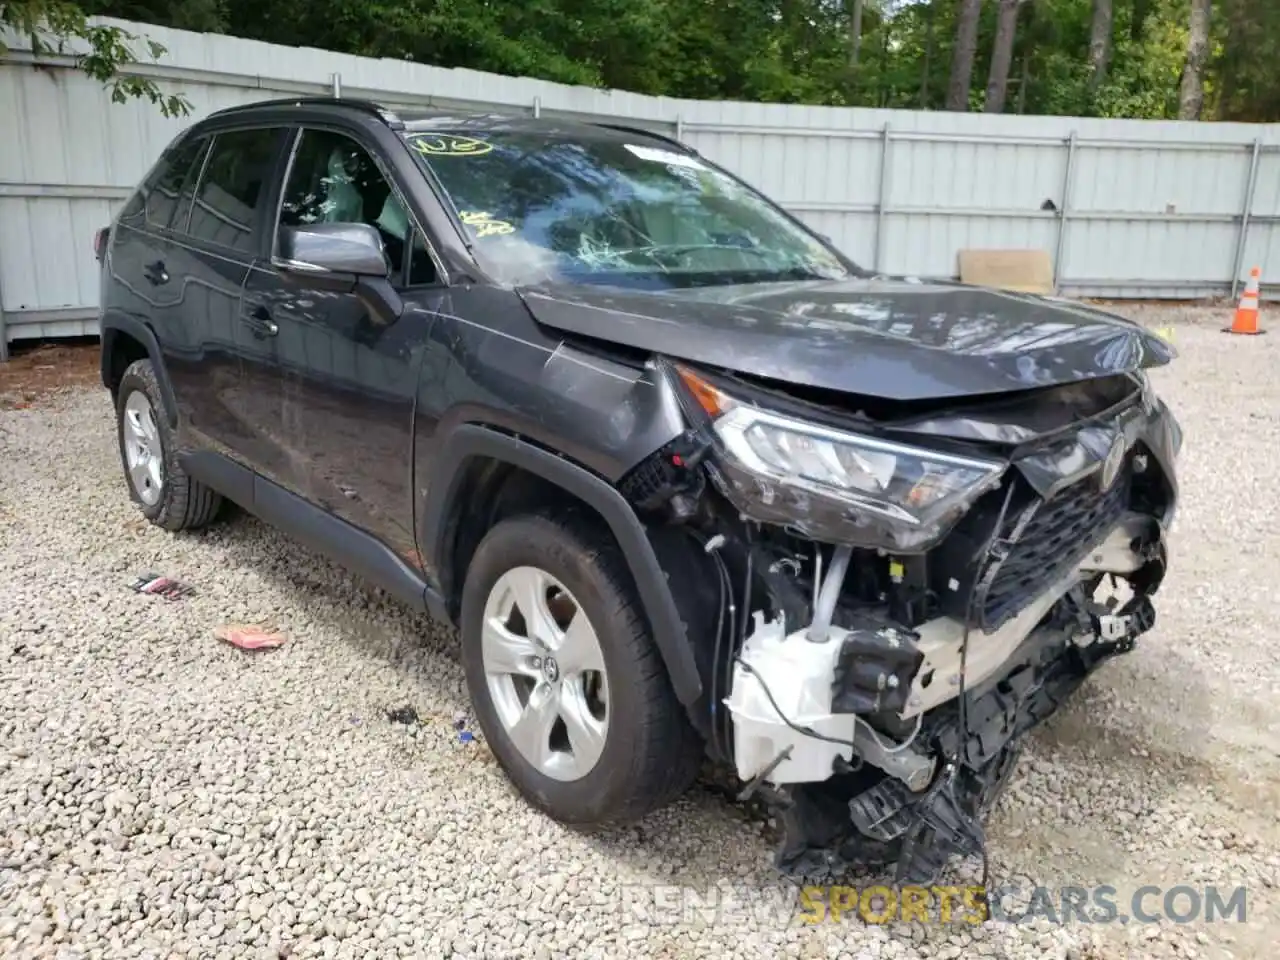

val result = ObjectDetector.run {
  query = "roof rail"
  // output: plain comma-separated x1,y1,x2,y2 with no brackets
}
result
205,96,404,129
591,122,696,154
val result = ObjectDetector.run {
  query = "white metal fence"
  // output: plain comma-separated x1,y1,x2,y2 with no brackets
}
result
4,18,1280,357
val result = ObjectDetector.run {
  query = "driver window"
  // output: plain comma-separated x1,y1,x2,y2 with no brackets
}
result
279,129,436,285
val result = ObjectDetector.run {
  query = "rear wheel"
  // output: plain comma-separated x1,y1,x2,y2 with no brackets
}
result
460,512,702,824
115,358,222,531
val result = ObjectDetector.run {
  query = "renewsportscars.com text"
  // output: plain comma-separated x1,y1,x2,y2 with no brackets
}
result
612,882,1248,927
799,883,1247,925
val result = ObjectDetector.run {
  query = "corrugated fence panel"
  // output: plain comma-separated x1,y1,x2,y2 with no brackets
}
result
888,212,1060,280
1252,151,1280,219
1063,141,1254,296
882,137,1064,277
1240,150,1280,289
6,16,1280,354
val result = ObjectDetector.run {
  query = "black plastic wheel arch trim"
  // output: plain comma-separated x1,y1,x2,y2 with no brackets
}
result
422,424,705,706
100,314,180,427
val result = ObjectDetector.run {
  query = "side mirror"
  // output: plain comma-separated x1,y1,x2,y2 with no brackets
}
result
276,222,389,280
274,222,403,325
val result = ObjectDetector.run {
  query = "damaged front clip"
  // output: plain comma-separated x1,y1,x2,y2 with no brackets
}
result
759,547,1163,885
718,490,1168,886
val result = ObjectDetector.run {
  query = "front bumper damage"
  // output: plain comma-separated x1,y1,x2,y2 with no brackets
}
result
750,519,1166,884
632,364,1182,886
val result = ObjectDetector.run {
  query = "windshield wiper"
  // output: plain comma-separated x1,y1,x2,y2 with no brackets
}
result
625,244,845,277
635,243,774,262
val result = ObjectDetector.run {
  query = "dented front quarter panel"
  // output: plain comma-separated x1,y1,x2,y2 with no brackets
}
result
415,286,685,489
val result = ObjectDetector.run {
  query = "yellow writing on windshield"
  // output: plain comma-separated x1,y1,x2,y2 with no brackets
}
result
458,210,515,239
410,134,493,157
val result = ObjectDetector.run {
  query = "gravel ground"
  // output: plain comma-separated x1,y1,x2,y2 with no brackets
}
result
1,304,1278,960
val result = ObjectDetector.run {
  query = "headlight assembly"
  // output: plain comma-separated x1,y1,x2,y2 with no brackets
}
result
670,365,1007,551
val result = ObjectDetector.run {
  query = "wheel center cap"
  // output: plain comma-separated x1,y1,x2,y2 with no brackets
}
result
542,656,560,683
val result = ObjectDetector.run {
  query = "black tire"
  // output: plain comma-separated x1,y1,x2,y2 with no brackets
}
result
115,358,223,531
460,512,703,825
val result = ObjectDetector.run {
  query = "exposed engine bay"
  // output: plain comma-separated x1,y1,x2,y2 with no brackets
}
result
620,359,1181,885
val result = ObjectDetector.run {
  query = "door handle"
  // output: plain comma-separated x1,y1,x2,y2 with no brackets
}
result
143,260,169,285
242,307,278,338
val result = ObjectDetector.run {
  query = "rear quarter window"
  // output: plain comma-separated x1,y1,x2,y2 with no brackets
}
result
147,137,210,229
118,134,210,231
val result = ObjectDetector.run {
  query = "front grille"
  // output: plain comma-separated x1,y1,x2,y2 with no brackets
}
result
976,471,1129,631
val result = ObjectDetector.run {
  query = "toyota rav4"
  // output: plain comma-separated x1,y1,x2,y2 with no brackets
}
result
96,97,1181,883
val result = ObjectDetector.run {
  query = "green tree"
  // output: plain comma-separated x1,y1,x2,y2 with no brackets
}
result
1,0,191,114
1214,0,1280,120
12,0,1278,121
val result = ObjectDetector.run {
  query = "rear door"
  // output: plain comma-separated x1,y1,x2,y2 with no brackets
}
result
107,131,212,401
165,125,292,466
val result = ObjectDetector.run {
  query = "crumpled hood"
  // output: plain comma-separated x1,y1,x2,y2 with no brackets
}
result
519,277,1176,401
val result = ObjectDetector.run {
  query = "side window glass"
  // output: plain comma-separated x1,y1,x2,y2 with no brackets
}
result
407,230,436,285
118,135,207,229
145,136,209,230
171,140,209,235
186,128,280,252
280,129,436,285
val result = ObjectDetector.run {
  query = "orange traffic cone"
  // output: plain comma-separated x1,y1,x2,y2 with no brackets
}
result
1226,267,1265,335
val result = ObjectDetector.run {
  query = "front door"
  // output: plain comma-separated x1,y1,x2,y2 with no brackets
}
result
240,126,443,566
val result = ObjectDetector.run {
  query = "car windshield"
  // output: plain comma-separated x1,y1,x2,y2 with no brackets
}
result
402,128,858,290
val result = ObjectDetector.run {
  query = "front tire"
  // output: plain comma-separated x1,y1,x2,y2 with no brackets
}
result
460,512,702,825
115,358,222,531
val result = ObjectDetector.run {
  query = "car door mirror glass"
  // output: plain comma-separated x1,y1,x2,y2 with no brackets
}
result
276,223,390,279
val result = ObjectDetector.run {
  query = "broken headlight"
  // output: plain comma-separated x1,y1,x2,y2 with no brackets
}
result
671,365,1007,551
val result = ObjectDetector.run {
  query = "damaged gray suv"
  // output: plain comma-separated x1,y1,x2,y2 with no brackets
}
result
97,97,1181,885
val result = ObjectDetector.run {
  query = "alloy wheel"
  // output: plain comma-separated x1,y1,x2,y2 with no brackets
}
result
122,390,164,506
481,566,610,781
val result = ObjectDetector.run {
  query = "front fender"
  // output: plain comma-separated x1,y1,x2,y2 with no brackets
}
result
420,424,704,707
